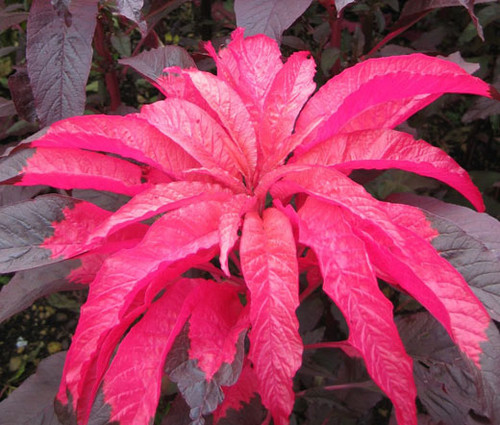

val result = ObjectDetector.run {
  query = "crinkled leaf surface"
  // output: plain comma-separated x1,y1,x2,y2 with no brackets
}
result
240,208,301,425
0,352,66,425
297,197,417,425
27,0,98,126
234,0,313,41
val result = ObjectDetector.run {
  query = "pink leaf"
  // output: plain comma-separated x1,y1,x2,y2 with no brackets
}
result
57,200,227,422
274,166,491,367
240,208,302,425
87,181,233,243
32,114,199,178
234,0,313,41
259,51,316,173
295,54,493,152
1,147,147,196
292,128,484,211
297,197,417,425
206,28,283,125
141,98,245,185
187,282,248,380
89,279,200,425
27,0,98,126
180,69,258,179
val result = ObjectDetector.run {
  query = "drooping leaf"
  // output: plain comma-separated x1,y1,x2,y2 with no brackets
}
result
292,128,484,211
297,197,417,425
56,200,229,423
0,195,109,273
0,4,28,32
294,54,493,152
88,279,200,425
0,147,147,196
275,166,491,368
234,0,313,41
112,0,146,34
389,194,500,320
119,45,195,83
0,352,66,425
26,0,98,126
334,0,357,15
240,208,302,425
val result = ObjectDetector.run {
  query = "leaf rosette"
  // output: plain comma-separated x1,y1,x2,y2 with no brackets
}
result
0,28,498,425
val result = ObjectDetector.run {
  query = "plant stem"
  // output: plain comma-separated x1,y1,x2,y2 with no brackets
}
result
296,380,374,397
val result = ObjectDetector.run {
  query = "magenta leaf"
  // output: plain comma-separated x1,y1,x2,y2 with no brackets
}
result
26,0,98,126
0,352,66,425
297,197,417,425
240,208,302,425
119,45,195,83
389,194,500,320
293,128,484,211
32,114,199,177
295,54,493,151
234,0,313,41
0,147,147,196
88,279,200,425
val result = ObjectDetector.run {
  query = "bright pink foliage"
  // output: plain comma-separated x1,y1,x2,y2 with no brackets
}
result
1,28,496,425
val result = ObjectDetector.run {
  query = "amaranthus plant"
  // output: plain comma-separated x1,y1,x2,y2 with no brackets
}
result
0,28,499,425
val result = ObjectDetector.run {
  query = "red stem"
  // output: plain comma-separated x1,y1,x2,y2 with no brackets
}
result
94,13,122,111
296,380,374,397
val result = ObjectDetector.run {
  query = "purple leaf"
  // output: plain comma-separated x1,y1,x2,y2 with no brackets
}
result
0,97,16,118
112,0,146,34
119,46,195,83
0,352,66,425
26,0,98,126
389,194,500,321
0,260,82,323
234,0,313,41
8,68,37,123
334,0,357,15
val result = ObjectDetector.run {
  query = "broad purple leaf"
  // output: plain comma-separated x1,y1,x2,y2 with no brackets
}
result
0,147,147,196
0,259,83,324
240,208,301,425
119,45,195,83
0,195,109,273
334,0,357,15
292,128,484,211
88,279,199,425
234,0,313,41
0,352,66,425
27,0,98,126
389,194,500,321
297,197,417,425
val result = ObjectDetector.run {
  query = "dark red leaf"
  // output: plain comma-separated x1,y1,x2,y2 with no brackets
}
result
0,97,17,118
119,45,195,83
27,0,98,126
234,0,313,41
112,0,146,33
0,352,66,425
